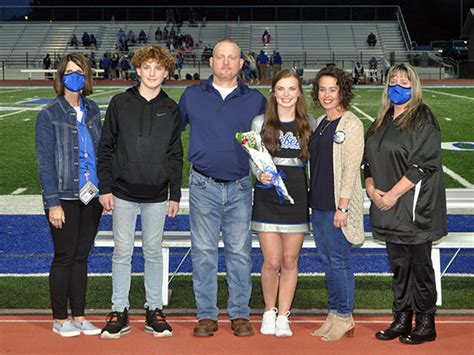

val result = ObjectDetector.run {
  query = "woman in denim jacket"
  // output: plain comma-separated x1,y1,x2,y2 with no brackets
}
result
35,53,102,337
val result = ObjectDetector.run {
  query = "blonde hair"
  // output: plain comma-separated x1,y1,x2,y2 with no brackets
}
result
372,63,424,132
131,45,176,73
54,53,93,96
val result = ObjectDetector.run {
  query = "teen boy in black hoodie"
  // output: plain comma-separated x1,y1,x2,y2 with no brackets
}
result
98,46,183,339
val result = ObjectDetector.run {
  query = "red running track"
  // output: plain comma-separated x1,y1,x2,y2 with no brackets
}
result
1,315,473,354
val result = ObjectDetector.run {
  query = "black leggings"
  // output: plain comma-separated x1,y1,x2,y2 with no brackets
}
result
46,199,102,319
386,241,437,314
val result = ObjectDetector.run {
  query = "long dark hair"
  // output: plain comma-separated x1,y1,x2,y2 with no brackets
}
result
261,69,311,160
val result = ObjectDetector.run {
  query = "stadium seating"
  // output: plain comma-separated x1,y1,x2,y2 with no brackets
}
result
0,20,409,72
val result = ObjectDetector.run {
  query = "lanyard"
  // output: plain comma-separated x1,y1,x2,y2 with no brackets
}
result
77,99,91,182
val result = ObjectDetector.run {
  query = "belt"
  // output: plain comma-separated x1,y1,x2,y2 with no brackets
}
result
193,167,235,184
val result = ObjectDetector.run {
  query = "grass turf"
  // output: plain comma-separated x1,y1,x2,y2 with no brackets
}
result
1,275,473,310
0,86,473,195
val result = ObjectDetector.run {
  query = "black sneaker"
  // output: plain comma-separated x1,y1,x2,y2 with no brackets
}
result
100,308,131,339
144,308,173,337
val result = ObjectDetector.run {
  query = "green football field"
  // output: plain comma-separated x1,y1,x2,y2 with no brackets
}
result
0,86,473,195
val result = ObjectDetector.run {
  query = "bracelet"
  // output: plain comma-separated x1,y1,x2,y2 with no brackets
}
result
337,207,349,213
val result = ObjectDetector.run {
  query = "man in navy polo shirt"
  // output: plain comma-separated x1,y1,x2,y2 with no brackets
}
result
179,38,266,337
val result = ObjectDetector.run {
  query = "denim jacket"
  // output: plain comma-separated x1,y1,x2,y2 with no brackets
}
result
35,95,101,209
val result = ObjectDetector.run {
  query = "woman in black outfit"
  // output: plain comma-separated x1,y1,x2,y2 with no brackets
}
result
364,63,447,345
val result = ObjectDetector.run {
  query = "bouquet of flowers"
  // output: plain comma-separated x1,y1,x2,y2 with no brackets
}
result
236,131,294,204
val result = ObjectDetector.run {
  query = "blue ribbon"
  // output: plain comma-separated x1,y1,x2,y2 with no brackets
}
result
256,167,288,204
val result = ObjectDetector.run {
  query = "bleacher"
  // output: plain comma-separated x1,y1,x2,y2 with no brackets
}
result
0,20,409,73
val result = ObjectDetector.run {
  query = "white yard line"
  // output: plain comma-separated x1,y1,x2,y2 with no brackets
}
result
443,165,474,188
0,109,28,118
0,89,27,94
10,188,27,195
423,88,474,101
351,104,374,122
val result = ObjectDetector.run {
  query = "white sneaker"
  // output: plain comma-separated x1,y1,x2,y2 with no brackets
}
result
52,320,81,337
260,307,278,335
275,311,292,337
73,320,101,335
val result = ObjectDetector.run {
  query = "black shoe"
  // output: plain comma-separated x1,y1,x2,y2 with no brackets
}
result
375,311,413,341
145,307,173,337
400,313,436,345
100,308,131,339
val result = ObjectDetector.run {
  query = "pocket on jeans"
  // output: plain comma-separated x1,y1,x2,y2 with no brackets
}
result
189,170,207,189
238,177,252,191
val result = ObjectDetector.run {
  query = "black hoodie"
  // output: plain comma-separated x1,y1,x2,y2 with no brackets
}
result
98,86,183,203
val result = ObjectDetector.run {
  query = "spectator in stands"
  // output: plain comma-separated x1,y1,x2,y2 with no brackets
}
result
90,34,97,49
178,38,266,338
82,32,91,48
98,45,181,340
138,29,147,44
262,29,272,47
69,34,78,48
35,52,102,337
163,27,169,41
352,62,364,85
100,53,111,80
88,52,97,69
176,52,184,79
367,32,377,47
248,52,259,83
381,57,391,84
257,50,270,80
365,63,447,345
271,51,282,79
116,38,128,52
53,54,61,69
170,26,176,41
155,27,163,41
368,57,378,84
309,66,364,341
43,53,52,79
193,72,200,80
110,52,120,79
201,44,213,62
166,8,175,25
117,28,126,42
119,55,131,80
242,56,252,82
185,73,193,80
252,69,314,338
127,30,137,44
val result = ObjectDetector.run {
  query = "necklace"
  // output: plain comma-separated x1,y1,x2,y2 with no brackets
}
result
319,118,335,135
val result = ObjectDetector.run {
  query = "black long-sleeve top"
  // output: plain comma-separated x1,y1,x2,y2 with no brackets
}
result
363,105,447,244
98,86,183,203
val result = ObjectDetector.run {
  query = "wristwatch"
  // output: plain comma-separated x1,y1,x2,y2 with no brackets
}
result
337,207,349,213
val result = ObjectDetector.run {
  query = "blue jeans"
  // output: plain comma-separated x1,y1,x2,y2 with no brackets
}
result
311,210,355,317
111,196,167,311
189,169,253,320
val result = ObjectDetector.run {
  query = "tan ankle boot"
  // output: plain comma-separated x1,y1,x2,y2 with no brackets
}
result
321,315,355,341
310,313,337,337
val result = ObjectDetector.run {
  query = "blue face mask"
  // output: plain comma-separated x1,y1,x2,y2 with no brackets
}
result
63,71,85,92
388,84,412,105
